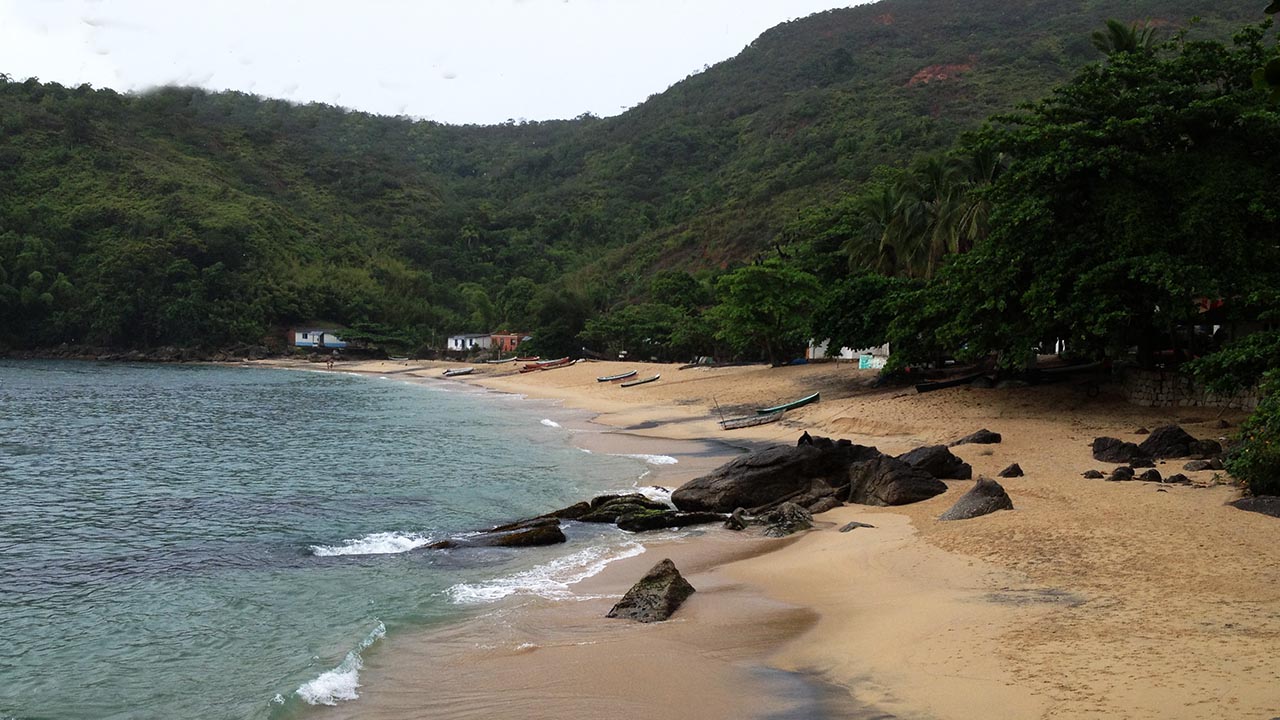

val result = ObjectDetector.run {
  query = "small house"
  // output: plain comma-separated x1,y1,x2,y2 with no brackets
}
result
292,328,348,349
490,331,529,354
447,333,492,352
808,340,889,367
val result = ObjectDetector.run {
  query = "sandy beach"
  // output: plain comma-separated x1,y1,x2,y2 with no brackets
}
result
270,357,1280,719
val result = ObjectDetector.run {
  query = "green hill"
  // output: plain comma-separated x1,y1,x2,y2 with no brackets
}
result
0,0,1265,350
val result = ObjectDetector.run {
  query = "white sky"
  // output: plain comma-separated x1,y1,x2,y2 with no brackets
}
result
0,0,870,125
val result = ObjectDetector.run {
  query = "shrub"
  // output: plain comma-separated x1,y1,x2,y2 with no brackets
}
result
1226,370,1280,496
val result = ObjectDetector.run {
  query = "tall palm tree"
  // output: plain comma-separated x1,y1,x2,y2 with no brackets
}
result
1091,19,1159,56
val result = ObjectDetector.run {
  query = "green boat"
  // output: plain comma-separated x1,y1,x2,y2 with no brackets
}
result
620,374,660,388
756,391,819,415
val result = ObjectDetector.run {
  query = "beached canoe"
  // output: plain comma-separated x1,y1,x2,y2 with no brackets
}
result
485,356,518,364
914,373,984,393
720,410,783,430
755,391,819,415
619,374,660,388
597,369,637,382
442,367,474,377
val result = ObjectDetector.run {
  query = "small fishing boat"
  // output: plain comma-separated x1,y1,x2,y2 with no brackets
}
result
485,356,518,364
442,367,474,377
720,410,783,430
515,356,540,362
755,391,819,415
519,357,574,373
597,369,637,383
619,374,660,388
914,372,984,393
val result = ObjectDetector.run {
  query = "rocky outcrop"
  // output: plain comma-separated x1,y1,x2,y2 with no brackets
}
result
429,519,567,549
1137,425,1198,458
897,445,973,480
938,477,1013,521
997,463,1024,478
672,441,881,512
1091,437,1150,463
950,429,1002,446
615,510,724,532
847,456,948,506
579,494,669,523
606,559,696,623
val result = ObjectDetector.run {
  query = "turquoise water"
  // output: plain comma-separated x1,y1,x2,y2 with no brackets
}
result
0,361,659,719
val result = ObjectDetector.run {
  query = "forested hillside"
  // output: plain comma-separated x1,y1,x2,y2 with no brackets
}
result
0,0,1264,351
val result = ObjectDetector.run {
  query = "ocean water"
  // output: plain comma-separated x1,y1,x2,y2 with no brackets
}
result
0,361,667,719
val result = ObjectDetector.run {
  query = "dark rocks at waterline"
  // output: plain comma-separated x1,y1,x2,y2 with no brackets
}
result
848,455,948,506
897,445,973,480
615,510,725,533
1107,466,1136,482
759,502,814,537
1091,437,1151,464
606,559,696,623
578,494,670,523
1228,496,1280,519
949,429,1002,447
997,463,1024,478
1137,469,1163,483
805,495,844,515
1082,469,1105,479
939,477,1013,521
839,521,876,532
428,521,567,549
672,440,881,513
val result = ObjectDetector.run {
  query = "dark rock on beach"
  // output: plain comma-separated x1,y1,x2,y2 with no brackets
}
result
1137,425,1199,458
939,477,1013,521
950,429,1002,446
672,441,880,512
1128,456,1155,468
805,495,844,515
1188,438,1224,459
839,521,876,532
579,494,669,523
606,559,696,623
1228,496,1280,518
997,463,1024,478
1165,473,1190,485
1137,469,1163,483
848,455,948,506
1091,437,1150,464
1107,466,1135,482
897,445,973,480
1183,459,1214,472
759,502,813,537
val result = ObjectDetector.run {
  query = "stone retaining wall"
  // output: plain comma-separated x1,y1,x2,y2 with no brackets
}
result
1120,367,1259,411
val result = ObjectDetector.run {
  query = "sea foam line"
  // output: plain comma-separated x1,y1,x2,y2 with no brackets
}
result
446,541,647,604
296,621,386,706
310,531,435,557
613,453,678,465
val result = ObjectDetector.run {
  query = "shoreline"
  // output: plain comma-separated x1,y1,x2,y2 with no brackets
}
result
259,357,1280,719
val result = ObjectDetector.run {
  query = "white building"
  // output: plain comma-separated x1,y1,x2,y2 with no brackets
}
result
292,329,348,348
447,333,493,352
807,340,889,368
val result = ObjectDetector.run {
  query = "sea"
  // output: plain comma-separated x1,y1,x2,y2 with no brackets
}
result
0,360,689,719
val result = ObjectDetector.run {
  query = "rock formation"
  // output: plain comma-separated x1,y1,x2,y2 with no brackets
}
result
606,559,696,622
939,477,1014,520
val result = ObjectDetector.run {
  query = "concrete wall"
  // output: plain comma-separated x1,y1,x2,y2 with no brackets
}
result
1120,367,1259,411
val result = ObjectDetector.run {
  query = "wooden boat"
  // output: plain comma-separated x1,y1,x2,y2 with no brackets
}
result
515,356,540,362
519,357,574,373
619,374,660,388
485,356,518,364
443,367,474,377
597,369,637,383
720,410,783,430
756,391,819,415
914,372,984,394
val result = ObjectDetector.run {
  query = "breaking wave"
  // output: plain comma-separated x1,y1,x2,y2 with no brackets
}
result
446,541,647,604
295,622,386,706
310,531,434,557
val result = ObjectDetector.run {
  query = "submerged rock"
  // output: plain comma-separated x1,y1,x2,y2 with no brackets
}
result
939,477,1014,521
606,559,696,623
615,510,724,532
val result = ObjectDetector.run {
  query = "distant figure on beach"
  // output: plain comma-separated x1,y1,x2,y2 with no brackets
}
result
326,350,337,370
798,431,813,446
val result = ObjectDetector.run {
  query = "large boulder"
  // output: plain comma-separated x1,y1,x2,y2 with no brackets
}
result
939,477,1014,521
1091,437,1150,463
428,520,567,549
1138,425,1210,459
579,494,670,523
897,445,973,480
1229,496,1280,518
847,456,948,506
606,559,696,623
672,441,881,512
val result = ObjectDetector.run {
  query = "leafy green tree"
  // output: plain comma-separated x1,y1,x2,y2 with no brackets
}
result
707,261,821,363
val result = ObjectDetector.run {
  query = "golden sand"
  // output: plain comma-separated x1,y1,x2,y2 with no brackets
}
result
266,357,1280,719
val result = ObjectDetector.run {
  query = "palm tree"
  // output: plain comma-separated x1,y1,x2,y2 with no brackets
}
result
1091,19,1160,56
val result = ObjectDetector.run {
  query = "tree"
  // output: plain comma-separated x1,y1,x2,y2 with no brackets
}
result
707,261,821,363
1091,19,1161,56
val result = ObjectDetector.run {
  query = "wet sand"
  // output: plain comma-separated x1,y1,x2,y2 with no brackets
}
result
264,357,1280,719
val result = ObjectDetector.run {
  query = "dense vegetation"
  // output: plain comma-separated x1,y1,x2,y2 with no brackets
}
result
0,0,1263,354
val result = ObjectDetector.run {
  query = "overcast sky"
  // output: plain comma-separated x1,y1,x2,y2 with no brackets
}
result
0,0,872,125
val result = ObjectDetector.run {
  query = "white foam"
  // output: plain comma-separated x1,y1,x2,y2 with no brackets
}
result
614,453,678,466
296,622,386,706
446,541,647,604
540,418,562,428
310,531,434,557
